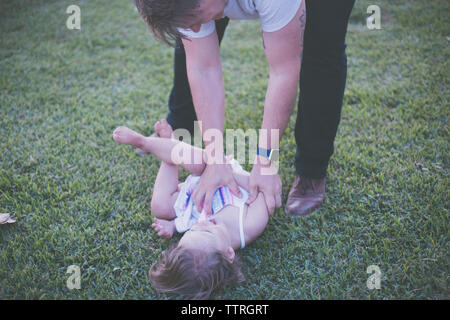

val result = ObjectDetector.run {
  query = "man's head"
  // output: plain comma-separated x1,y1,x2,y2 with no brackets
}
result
134,0,226,47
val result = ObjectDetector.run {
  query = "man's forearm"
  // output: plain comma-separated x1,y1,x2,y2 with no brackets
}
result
187,67,226,162
259,71,299,151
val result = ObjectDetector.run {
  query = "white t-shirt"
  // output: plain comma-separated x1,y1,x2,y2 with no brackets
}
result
178,0,302,38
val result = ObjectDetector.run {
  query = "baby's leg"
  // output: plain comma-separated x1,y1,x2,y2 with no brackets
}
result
113,120,204,219
113,122,206,175
151,160,179,220
149,120,179,220
152,217,176,239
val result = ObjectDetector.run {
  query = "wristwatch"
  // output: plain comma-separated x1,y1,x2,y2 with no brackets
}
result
256,146,279,162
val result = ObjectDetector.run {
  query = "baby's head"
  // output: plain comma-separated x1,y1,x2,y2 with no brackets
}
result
149,220,244,299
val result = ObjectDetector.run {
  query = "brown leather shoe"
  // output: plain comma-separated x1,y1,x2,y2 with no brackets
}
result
285,175,326,217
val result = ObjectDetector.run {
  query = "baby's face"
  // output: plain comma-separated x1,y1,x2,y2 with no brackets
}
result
178,219,231,254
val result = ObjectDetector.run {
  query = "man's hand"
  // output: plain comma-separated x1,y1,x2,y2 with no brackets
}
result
246,156,282,215
192,159,242,215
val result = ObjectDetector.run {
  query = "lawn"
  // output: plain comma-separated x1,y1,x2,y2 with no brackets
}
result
0,0,448,299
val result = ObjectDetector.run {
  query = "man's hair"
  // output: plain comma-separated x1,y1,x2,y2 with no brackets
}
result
134,0,202,47
149,244,245,299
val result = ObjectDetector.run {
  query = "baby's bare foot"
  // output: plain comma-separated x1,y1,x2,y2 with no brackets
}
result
152,218,176,239
154,119,173,139
112,126,143,146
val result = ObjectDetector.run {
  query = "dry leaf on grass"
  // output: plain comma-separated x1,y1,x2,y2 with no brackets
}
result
0,213,16,224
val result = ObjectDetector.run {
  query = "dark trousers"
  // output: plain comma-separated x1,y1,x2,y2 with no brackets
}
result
166,0,355,178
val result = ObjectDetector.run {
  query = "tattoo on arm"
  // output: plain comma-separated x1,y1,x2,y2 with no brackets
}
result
299,6,306,61
299,7,306,29
262,5,305,53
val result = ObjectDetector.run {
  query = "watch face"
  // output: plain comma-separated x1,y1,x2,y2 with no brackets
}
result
269,149,279,162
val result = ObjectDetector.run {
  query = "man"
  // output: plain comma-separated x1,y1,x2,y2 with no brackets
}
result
134,0,355,217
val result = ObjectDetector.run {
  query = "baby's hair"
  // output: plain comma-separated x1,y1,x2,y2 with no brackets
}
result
149,244,245,299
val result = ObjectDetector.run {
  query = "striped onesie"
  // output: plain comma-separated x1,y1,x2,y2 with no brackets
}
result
173,158,250,248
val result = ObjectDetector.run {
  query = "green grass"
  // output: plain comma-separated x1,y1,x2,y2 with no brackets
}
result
0,0,448,299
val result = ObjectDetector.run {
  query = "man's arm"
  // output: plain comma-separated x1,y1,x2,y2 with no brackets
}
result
260,0,304,150
182,32,225,144
182,32,242,214
247,1,306,213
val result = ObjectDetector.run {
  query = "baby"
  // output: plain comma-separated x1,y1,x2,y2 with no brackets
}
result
112,119,269,299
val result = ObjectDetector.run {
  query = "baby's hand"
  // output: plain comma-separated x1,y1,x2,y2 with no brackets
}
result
152,218,176,239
